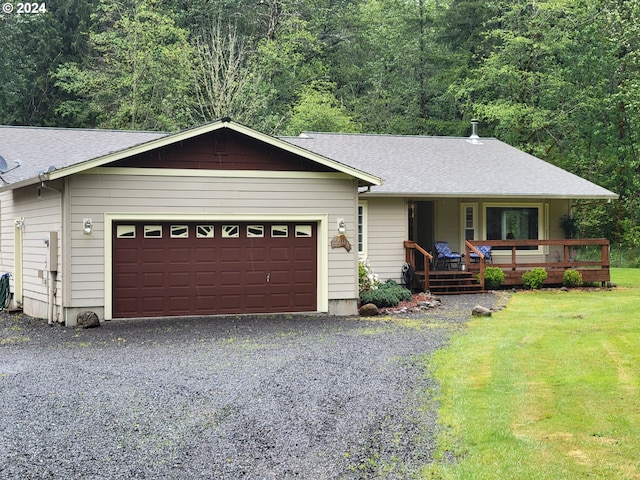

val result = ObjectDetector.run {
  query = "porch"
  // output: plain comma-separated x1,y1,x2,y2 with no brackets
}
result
404,239,611,294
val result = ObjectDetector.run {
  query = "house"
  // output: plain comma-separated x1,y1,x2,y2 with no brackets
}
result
283,125,618,289
0,119,617,325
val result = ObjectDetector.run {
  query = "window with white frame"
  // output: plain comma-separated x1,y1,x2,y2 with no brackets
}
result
461,203,477,242
485,204,541,250
358,201,367,255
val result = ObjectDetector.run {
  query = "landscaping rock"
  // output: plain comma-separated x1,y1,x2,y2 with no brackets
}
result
472,305,492,317
76,311,100,328
359,303,379,316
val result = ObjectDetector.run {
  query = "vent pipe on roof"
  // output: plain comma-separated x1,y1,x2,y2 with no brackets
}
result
468,119,481,145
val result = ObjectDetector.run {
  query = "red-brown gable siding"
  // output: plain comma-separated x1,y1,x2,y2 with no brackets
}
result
109,129,335,172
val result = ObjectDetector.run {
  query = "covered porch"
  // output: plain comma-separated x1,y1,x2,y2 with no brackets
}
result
404,239,611,294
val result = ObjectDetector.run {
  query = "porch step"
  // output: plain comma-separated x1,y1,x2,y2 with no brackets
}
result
427,271,484,295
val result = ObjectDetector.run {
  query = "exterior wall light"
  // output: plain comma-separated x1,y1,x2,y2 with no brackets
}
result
83,218,93,235
14,218,24,230
338,219,346,234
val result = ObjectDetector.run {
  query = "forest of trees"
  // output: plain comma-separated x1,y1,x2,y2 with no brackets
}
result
1,0,639,245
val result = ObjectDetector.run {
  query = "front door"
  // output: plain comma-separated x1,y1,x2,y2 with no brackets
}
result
408,201,435,272
409,201,435,251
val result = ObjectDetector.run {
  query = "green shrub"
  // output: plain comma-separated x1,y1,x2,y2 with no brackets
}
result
359,279,412,308
481,266,506,289
522,267,548,289
563,269,583,287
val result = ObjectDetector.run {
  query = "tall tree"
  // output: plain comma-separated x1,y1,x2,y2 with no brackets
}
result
54,0,194,130
0,0,95,125
191,21,265,125
283,81,358,134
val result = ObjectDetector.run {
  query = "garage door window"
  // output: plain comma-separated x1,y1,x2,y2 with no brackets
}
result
117,225,136,238
295,225,312,237
222,225,239,238
247,225,264,237
144,225,162,238
272,225,288,237
196,225,214,238
171,225,189,238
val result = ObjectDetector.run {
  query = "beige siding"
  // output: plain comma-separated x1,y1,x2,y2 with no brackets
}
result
547,199,571,239
5,185,62,319
363,198,407,283
69,172,359,316
0,191,15,274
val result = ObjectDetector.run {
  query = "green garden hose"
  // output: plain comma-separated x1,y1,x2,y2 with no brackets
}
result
0,273,12,310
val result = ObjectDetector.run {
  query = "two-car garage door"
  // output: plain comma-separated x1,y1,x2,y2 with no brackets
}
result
112,221,317,318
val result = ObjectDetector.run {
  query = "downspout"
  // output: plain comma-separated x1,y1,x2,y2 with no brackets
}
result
40,177,62,325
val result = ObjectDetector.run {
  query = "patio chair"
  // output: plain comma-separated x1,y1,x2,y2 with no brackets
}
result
470,245,493,264
434,241,462,270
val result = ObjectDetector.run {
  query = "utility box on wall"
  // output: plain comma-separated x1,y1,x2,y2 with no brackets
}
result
48,231,58,272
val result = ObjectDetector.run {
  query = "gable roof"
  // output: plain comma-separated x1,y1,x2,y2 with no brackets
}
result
0,120,382,191
282,132,618,200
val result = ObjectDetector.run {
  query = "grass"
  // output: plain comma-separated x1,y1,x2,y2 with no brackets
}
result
424,268,640,479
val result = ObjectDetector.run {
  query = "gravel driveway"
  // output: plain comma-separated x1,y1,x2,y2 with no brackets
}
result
0,293,504,479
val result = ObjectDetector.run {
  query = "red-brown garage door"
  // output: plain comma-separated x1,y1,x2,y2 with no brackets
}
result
112,222,317,318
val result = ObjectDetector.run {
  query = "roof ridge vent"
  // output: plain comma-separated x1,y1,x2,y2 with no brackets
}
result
467,119,482,145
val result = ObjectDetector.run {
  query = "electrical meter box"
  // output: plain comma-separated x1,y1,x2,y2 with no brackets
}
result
48,231,58,272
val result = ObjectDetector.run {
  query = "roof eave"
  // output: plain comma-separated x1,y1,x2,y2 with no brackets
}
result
359,192,619,200
0,176,43,192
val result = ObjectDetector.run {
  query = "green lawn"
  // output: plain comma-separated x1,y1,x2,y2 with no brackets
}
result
425,268,640,479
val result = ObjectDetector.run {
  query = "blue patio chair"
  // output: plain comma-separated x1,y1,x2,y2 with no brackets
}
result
434,241,462,270
470,245,492,264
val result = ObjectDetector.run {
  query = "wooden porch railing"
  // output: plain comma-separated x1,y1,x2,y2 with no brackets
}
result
465,238,611,287
465,241,486,289
403,240,433,291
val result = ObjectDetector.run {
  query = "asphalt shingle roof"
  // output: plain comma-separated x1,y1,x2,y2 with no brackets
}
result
0,126,168,184
0,124,618,199
282,132,618,199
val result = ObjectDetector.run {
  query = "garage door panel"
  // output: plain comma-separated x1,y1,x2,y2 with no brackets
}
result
293,293,315,310
117,248,140,264
220,247,241,261
168,296,191,312
294,269,314,283
113,221,317,318
142,272,165,287
220,271,242,285
270,247,290,261
246,247,267,261
167,272,191,288
193,247,218,265
194,271,217,286
115,272,139,288
268,270,291,286
246,293,268,308
142,248,166,263
293,246,315,259
168,247,191,263
269,293,292,309
245,270,267,286
141,296,165,314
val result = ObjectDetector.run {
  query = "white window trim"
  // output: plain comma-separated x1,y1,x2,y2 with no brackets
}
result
483,202,545,255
